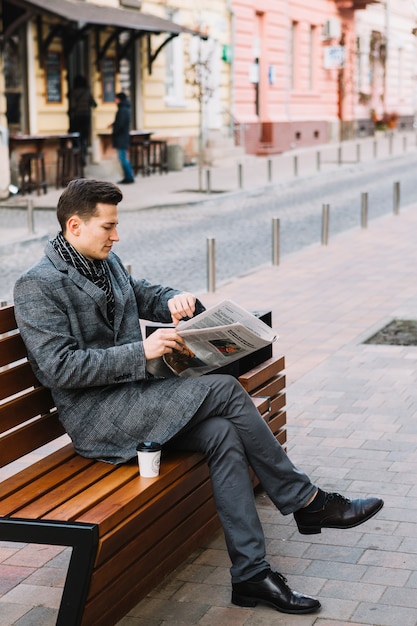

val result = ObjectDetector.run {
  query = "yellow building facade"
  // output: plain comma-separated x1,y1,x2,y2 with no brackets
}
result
2,0,232,187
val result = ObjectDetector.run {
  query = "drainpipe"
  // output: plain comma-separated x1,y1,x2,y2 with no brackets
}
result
284,0,291,123
226,0,236,138
383,0,390,112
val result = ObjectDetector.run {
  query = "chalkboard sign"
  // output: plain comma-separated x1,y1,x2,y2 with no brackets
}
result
45,52,62,103
102,58,115,103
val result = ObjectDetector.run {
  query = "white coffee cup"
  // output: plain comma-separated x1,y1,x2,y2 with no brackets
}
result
136,441,162,477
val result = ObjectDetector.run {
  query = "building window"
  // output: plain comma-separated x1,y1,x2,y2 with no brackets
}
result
290,21,298,90
309,25,316,90
5,34,26,131
165,9,185,107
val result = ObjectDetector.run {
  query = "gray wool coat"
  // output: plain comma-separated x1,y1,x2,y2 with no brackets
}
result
13,242,211,464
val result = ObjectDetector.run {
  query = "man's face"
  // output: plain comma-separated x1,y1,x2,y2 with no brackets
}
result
69,203,120,261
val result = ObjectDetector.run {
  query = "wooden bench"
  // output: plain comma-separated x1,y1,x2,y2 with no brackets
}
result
0,304,287,626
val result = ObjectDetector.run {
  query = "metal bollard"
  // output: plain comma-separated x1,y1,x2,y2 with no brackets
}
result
293,155,298,177
373,140,377,158
124,263,132,274
272,218,280,266
316,151,321,172
361,192,368,229
403,136,407,153
267,159,272,183
27,198,34,235
393,181,400,215
206,237,216,292
321,204,330,245
356,144,361,162
206,169,211,194
238,163,243,189
338,146,342,166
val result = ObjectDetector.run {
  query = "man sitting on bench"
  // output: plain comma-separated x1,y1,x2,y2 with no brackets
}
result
13,179,383,616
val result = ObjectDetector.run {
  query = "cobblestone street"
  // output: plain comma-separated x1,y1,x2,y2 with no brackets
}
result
2,139,417,305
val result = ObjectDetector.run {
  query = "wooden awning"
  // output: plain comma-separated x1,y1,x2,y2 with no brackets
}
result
3,0,205,72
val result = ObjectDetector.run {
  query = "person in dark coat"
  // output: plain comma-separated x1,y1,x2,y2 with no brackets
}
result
13,179,383,618
110,92,134,184
68,75,97,165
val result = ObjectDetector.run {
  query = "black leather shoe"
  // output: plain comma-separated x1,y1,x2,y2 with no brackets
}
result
117,178,134,184
294,492,384,535
232,569,321,614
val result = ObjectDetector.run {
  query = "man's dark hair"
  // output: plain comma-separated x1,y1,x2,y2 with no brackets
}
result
57,179,123,232
116,92,127,101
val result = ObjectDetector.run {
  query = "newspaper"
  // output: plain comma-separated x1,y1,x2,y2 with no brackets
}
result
161,300,278,377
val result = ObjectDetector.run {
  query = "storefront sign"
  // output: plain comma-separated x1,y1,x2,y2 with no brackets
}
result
249,61,259,84
324,46,345,70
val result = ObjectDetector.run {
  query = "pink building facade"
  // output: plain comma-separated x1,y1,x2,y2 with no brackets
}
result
231,0,377,154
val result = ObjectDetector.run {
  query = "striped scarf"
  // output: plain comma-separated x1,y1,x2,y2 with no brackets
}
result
52,231,115,325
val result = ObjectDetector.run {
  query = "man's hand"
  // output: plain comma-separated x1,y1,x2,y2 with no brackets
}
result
143,328,187,361
168,292,197,326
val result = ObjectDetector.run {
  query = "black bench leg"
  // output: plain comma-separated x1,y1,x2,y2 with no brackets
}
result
0,518,98,626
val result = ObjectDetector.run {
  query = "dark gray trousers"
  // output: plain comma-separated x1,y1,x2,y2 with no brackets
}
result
168,374,316,583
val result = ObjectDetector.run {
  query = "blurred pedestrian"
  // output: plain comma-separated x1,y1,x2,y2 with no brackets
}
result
109,92,134,184
68,75,97,166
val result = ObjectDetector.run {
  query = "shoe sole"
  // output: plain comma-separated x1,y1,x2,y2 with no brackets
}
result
296,499,384,535
232,591,321,614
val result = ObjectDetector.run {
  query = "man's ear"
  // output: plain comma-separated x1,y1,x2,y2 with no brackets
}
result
67,216,81,237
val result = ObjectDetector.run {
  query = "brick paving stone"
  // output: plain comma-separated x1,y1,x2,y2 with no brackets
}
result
0,603,30,626
117,616,161,626
1,583,62,609
11,606,58,626
239,606,318,626
307,597,359,622
361,565,411,587
196,606,252,626
320,579,384,602
314,622,368,626
303,544,365,564
352,602,417,626
0,565,35,595
303,561,368,582
126,596,210,623
2,544,65,569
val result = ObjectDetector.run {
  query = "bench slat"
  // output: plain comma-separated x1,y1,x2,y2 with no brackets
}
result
268,410,287,433
10,461,122,519
0,333,27,367
0,452,101,516
0,412,66,468
0,305,17,334
238,356,285,392
0,443,76,498
0,361,39,401
253,373,285,397
0,387,55,434
53,452,206,528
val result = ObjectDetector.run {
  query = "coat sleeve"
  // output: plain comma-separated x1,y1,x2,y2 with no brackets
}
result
13,273,148,390
129,276,205,322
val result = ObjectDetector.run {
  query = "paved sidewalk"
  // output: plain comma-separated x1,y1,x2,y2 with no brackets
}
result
1,139,417,625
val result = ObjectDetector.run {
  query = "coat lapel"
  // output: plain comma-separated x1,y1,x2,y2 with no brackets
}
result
109,258,132,333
